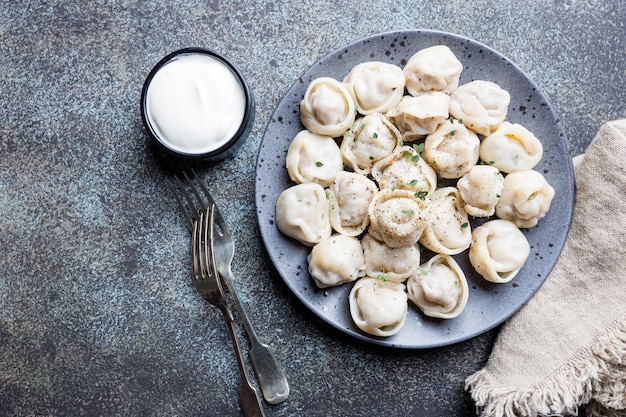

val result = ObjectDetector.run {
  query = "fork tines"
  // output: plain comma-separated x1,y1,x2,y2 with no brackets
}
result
171,170,217,231
191,204,211,282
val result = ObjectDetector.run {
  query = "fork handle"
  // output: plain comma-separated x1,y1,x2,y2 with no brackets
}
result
220,306,267,417
222,270,290,405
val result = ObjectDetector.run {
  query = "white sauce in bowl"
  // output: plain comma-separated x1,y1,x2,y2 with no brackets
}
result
145,53,246,154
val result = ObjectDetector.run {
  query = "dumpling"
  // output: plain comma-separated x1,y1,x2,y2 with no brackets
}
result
361,233,420,283
422,119,480,179
327,171,378,236
449,80,510,136
406,254,468,319
371,145,437,195
340,112,401,175
343,61,405,115
368,189,430,249
403,45,463,96
457,165,504,217
275,183,331,246
495,170,555,228
419,187,472,255
385,93,450,141
300,77,356,137
307,234,365,288
349,277,407,337
468,219,530,283
286,130,343,187
479,122,543,173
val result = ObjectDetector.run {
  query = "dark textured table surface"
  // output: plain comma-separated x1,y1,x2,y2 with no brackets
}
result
1,2,624,416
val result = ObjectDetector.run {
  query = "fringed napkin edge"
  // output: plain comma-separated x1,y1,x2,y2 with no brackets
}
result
465,314,626,417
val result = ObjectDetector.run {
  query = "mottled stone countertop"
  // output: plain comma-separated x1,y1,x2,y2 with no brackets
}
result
1,2,624,416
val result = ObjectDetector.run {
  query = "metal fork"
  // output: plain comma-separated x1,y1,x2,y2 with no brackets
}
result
173,171,290,405
193,205,266,417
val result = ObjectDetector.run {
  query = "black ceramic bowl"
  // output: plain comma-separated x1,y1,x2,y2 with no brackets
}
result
140,47,254,161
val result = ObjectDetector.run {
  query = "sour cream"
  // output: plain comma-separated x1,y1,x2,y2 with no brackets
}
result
145,53,246,155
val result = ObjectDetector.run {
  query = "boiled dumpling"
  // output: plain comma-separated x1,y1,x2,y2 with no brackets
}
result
275,183,331,246
368,189,430,249
469,219,530,283
457,165,504,217
403,45,463,96
327,171,378,236
419,187,472,255
286,130,343,187
385,92,450,141
340,112,401,175
406,254,468,319
371,145,437,195
307,234,366,288
495,170,555,228
422,119,480,179
343,61,405,115
300,77,356,137
361,233,420,283
449,80,510,136
479,122,543,173
349,277,407,336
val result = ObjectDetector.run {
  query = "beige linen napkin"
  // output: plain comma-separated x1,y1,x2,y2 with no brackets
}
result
466,119,626,417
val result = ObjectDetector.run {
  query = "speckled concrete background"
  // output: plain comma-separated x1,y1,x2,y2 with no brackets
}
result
0,1,624,416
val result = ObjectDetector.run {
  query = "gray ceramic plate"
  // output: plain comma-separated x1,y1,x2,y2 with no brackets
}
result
255,30,574,349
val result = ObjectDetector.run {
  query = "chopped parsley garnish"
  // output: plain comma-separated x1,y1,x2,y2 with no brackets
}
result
325,192,336,210
403,143,424,162
414,191,428,200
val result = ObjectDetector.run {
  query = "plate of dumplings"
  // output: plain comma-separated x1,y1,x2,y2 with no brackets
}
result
255,29,575,348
